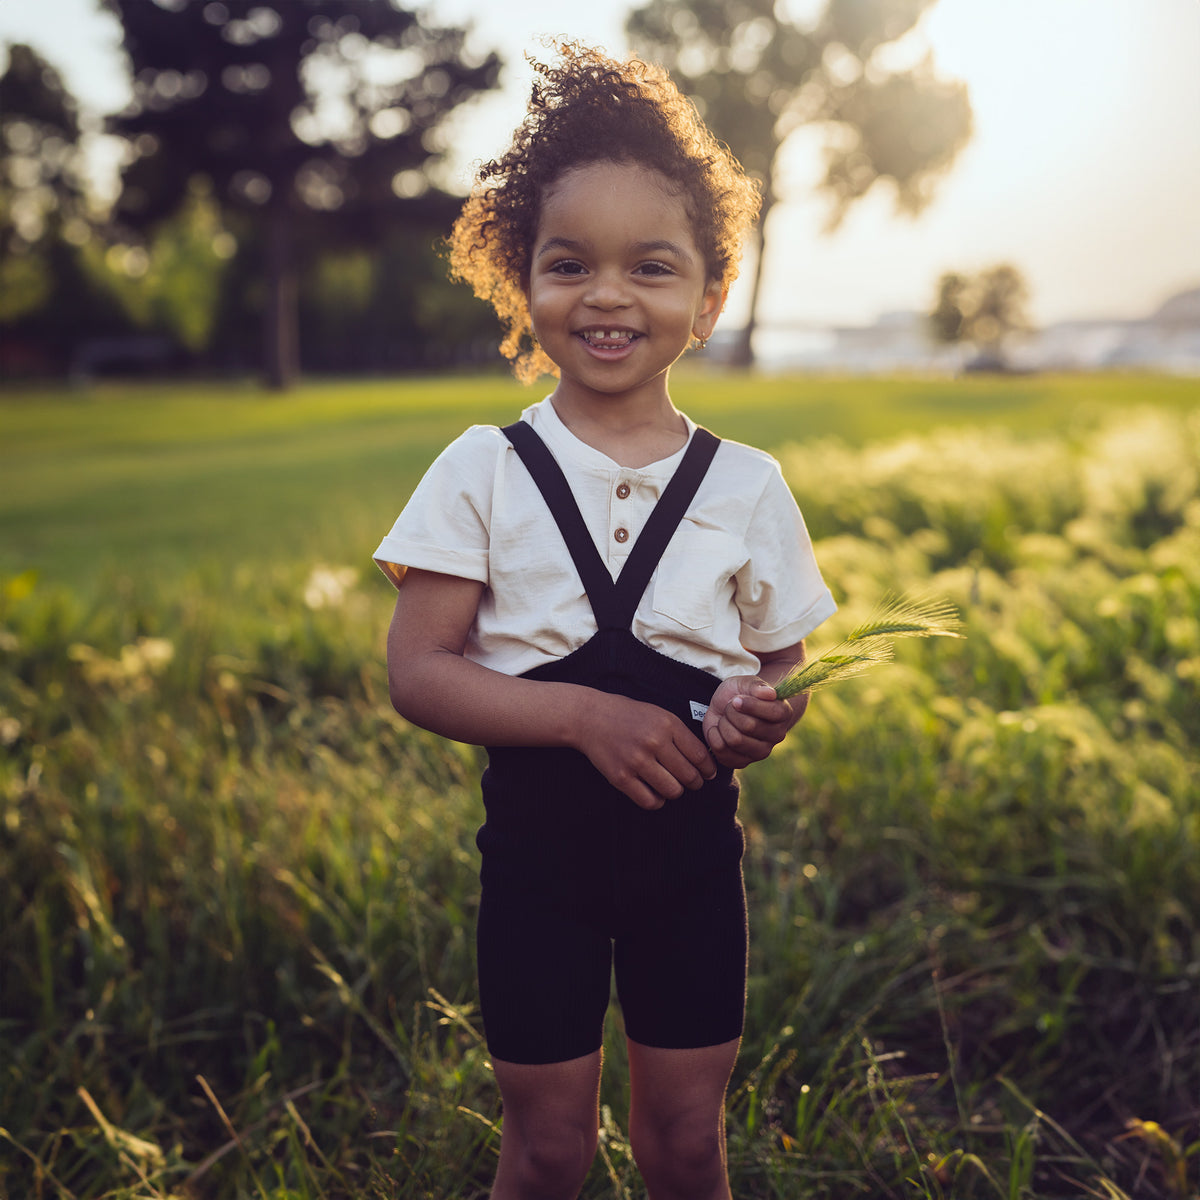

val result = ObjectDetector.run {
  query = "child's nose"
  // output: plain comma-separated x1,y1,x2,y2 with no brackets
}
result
583,269,631,309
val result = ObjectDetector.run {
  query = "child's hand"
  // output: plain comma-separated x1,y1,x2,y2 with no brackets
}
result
575,693,717,812
702,676,797,769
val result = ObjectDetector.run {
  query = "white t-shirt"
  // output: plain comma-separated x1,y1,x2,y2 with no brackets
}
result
374,398,836,680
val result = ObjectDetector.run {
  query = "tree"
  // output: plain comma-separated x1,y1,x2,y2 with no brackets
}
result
79,177,237,356
626,0,973,366
0,44,89,324
103,0,500,389
929,263,1031,370
0,43,139,377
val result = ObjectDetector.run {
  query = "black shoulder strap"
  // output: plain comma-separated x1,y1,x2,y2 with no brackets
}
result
501,420,613,619
501,421,721,631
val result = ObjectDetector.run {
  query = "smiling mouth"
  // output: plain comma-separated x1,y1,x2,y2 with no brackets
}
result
579,329,641,350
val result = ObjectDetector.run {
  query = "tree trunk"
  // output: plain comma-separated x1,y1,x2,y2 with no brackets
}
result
728,184,775,369
263,208,299,391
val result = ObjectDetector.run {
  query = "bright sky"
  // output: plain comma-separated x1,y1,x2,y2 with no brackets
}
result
2,0,1198,329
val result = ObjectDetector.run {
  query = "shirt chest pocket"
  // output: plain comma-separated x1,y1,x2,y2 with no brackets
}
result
651,529,744,632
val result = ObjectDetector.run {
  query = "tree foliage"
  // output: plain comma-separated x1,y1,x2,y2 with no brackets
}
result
930,263,1031,368
103,0,501,388
626,0,973,364
0,44,90,324
79,178,236,354
0,43,141,376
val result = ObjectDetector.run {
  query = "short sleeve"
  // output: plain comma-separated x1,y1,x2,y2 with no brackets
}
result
372,426,503,590
734,461,836,650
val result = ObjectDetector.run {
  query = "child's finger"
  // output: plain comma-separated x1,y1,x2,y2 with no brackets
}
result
710,725,761,769
625,780,667,810
629,752,703,808
705,720,728,757
654,752,704,794
654,735,716,793
705,716,758,767
718,709,787,760
709,739,759,770
676,730,718,782
729,695,791,728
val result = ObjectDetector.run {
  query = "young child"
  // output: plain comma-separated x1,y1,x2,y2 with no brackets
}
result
375,44,835,1200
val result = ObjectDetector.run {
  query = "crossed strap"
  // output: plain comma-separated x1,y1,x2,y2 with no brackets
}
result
502,420,721,633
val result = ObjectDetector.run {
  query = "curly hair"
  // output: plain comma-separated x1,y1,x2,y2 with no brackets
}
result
446,43,762,383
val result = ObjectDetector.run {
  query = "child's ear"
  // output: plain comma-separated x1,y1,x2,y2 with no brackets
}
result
693,279,727,343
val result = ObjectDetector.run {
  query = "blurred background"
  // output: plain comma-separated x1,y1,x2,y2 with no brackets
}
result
2,0,1198,387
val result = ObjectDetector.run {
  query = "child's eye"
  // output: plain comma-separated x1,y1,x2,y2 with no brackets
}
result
635,260,675,277
548,259,587,276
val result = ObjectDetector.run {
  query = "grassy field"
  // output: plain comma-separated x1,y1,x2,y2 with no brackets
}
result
3,369,1197,588
1,370,1198,1199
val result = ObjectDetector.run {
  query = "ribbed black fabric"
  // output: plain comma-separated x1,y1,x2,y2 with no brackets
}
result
475,422,747,1065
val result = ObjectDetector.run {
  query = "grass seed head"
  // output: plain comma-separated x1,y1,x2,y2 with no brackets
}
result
775,593,962,699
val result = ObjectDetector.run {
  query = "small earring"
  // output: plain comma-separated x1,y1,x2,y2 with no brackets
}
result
695,334,708,350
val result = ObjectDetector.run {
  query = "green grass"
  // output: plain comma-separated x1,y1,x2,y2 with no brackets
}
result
0,372,527,588
2,369,1196,588
1,369,1198,1199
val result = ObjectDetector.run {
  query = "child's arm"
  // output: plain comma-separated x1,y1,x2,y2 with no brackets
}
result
386,568,717,811
702,641,809,770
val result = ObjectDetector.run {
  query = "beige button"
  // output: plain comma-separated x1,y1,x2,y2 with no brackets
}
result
614,527,629,543
616,482,631,499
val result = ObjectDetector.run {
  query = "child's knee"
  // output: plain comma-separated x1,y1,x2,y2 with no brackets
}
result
507,1121,597,1195
631,1115,725,1194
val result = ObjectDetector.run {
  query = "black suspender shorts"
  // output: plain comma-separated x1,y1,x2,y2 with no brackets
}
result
474,423,748,1065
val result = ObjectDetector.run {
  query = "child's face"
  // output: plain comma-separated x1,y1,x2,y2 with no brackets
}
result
526,161,725,409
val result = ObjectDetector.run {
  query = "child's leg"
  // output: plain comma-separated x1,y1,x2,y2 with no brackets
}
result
626,1037,740,1200
491,1049,603,1200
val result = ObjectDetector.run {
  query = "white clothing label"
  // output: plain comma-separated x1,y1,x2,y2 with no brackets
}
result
690,700,709,721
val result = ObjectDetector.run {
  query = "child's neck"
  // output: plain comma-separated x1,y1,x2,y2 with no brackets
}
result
549,387,689,469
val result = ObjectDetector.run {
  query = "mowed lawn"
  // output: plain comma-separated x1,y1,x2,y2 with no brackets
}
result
3,369,1195,590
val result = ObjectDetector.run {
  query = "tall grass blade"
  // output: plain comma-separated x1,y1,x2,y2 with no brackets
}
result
196,1075,273,1200
0,1127,79,1199
775,593,963,699
846,594,964,644
775,646,894,698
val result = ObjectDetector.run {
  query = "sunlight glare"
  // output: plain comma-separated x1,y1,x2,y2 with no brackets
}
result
916,0,1136,163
